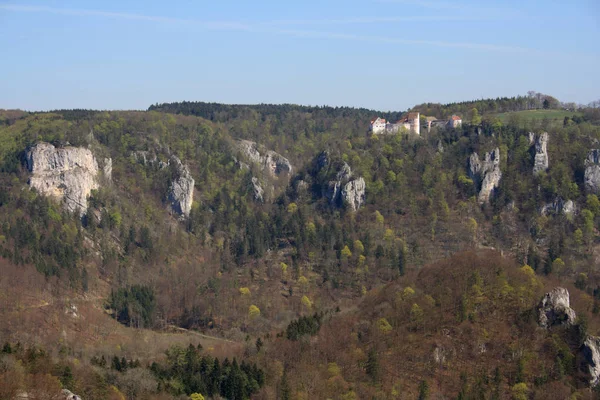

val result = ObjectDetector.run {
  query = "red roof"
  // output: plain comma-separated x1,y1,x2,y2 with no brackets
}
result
451,115,462,120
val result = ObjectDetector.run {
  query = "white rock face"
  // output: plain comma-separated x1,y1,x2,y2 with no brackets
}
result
563,200,576,216
538,287,576,329
318,156,366,211
433,346,446,366
26,142,99,215
469,148,502,204
251,177,264,202
236,140,292,177
342,177,366,211
582,336,600,387
167,156,194,218
585,149,600,194
103,157,112,181
533,132,549,174
62,388,82,400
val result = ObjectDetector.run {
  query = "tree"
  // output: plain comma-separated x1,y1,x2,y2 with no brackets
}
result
353,240,364,255
239,287,250,296
418,380,429,400
377,318,392,334
301,295,312,310
190,394,205,400
341,245,352,259
366,348,380,383
248,305,261,319
470,108,481,125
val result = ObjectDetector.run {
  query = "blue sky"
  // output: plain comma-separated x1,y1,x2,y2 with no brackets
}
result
0,0,599,111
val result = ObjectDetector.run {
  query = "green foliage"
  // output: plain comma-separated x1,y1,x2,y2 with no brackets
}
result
366,348,380,383
108,285,156,328
152,345,265,399
286,312,323,341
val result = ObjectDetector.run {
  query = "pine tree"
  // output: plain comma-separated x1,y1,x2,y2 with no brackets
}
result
366,348,380,383
418,380,430,400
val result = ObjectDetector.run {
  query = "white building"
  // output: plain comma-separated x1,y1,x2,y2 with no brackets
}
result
370,117,387,134
370,112,420,135
448,115,462,128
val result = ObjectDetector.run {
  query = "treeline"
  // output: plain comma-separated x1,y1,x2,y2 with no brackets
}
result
148,101,404,125
411,92,562,118
151,344,265,399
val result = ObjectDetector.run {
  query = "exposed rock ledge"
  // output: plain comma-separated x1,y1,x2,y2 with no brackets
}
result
26,142,99,215
468,148,502,204
318,151,365,211
167,156,194,218
582,336,600,387
585,149,600,194
533,132,549,174
538,287,576,329
235,140,292,177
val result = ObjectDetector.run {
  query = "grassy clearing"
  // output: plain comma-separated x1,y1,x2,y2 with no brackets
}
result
495,109,581,123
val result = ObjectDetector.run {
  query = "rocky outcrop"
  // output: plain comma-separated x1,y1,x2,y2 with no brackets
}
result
251,177,264,202
541,197,576,217
533,132,549,174
437,140,444,153
342,177,366,211
236,140,292,177
62,389,82,400
538,287,576,329
468,148,502,204
132,150,169,169
316,152,365,211
582,336,600,387
103,157,112,181
26,142,99,215
585,149,600,194
167,156,194,218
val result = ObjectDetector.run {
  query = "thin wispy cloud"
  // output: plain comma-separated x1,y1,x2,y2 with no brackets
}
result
266,28,531,53
373,0,524,18
373,0,458,9
0,4,252,30
263,15,488,25
0,3,532,54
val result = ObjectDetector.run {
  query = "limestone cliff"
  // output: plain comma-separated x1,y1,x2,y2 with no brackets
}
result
468,148,502,204
342,177,366,211
533,132,549,174
235,140,292,177
102,157,113,181
582,336,600,387
537,287,576,329
251,177,264,203
585,149,600,194
167,156,194,218
317,151,365,211
26,142,99,215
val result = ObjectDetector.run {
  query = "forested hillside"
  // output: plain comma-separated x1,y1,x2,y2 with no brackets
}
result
1,94,600,399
